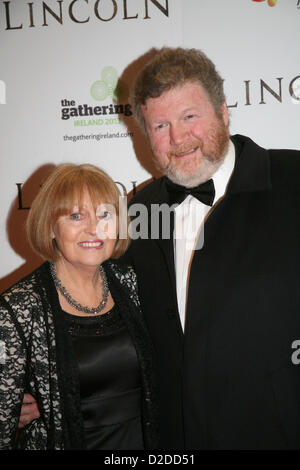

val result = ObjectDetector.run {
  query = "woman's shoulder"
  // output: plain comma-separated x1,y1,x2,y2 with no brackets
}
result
104,259,137,282
0,262,50,310
104,259,139,307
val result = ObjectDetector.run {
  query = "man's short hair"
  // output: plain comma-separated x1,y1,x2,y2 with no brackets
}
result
132,47,226,132
26,163,130,261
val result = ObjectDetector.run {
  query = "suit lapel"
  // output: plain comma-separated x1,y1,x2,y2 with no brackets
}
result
155,210,177,296
184,134,273,335
144,178,178,306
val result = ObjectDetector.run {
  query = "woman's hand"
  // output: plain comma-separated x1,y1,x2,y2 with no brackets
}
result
19,394,40,428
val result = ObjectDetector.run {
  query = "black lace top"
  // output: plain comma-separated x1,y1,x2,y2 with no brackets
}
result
0,261,158,450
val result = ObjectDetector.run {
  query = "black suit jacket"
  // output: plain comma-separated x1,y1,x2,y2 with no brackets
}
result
121,134,300,449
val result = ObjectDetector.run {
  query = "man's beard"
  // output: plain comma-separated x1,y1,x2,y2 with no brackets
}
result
163,119,230,188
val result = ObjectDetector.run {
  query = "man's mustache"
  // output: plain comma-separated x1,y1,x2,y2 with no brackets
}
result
167,139,204,159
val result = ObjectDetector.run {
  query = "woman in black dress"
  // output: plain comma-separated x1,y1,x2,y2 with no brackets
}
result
0,163,158,450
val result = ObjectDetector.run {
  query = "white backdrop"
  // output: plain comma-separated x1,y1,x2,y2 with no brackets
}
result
1,0,299,291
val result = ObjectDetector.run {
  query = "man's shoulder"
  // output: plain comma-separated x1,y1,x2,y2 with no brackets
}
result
268,148,300,189
269,147,300,169
233,134,300,187
233,134,300,161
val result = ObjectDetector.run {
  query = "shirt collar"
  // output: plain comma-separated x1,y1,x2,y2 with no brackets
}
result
212,139,235,204
174,139,236,210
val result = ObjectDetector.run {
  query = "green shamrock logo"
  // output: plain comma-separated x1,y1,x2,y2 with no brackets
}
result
90,66,126,102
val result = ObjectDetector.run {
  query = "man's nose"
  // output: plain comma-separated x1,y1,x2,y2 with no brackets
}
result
169,123,188,146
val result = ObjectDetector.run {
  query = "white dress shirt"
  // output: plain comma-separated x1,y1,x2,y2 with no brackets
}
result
173,140,236,331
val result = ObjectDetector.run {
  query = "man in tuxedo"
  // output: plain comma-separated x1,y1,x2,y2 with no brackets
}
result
121,47,300,449
21,47,300,449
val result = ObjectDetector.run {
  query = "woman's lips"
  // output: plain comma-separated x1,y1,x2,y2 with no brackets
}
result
77,240,104,248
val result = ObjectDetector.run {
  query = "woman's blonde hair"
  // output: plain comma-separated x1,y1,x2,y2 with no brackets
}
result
26,163,130,261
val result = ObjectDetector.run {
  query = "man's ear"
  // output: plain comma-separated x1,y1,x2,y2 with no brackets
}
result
221,102,229,127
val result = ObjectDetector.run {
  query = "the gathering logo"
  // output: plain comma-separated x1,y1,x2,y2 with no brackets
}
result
90,66,127,102
60,65,132,126
252,0,278,6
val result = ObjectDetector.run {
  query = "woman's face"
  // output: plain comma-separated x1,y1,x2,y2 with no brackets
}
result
52,191,118,271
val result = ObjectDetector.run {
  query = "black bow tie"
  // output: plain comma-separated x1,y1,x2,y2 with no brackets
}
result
166,178,215,207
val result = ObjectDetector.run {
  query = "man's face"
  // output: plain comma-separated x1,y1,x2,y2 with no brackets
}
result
142,81,230,187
